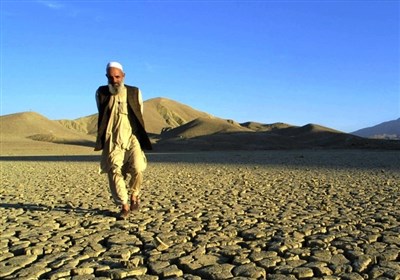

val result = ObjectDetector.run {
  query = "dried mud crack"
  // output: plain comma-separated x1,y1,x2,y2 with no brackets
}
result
1,150,399,279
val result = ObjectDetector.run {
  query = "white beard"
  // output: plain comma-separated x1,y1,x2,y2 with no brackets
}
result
108,83,125,95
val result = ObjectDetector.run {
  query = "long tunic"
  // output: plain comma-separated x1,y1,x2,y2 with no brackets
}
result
99,86,143,173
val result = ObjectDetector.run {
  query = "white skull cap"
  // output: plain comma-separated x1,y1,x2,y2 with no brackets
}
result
106,61,124,72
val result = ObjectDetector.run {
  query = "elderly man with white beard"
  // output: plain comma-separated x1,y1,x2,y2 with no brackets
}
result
94,62,152,220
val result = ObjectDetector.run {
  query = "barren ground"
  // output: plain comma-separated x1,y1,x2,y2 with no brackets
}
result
0,150,399,279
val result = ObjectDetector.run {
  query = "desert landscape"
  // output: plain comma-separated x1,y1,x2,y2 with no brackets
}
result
1,98,399,156
1,98,399,279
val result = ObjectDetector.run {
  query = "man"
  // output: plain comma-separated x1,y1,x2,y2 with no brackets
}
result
95,61,152,220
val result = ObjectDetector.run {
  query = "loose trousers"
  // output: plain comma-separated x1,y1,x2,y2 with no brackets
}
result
106,136,147,205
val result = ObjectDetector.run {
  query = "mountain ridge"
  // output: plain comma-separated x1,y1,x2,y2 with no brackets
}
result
1,98,399,155
352,118,400,140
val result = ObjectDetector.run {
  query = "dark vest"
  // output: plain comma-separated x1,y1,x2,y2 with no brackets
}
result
95,85,152,151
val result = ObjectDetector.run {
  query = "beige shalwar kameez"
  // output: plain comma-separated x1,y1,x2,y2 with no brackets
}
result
99,86,147,205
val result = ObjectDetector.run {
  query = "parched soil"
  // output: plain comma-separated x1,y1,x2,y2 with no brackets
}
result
0,150,399,279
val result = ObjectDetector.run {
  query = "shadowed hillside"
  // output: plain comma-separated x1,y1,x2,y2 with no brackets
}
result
1,112,93,140
241,122,293,132
272,124,342,137
0,112,95,155
161,117,253,139
58,114,98,135
352,118,400,140
57,97,212,135
1,99,400,155
143,97,213,134
155,122,400,151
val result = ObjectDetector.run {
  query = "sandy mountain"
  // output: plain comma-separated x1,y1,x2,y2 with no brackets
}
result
156,122,400,151
352,118,400,140
161,117,254,139
1,112,91,139
272,123,343,137
57,114,98,135
2,100,399,155
241,122,293,132
0,112,95,155
143,97,213,134
58,97,212,136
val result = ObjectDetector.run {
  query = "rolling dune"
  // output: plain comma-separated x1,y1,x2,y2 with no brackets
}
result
1,98,399,156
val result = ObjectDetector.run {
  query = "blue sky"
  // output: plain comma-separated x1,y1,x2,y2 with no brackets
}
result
1,0,399,132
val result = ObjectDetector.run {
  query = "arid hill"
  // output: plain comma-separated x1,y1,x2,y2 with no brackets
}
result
240,122,292,132
143,97,213,134
161,117,254,139
155,122,400,151
1,98,399,155
1,112,93,141
0,112,96,155
57,97,212,136
352,118,400,140
57,114,98,135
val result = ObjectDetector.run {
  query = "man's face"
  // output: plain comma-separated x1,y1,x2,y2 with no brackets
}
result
106,67,125,89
